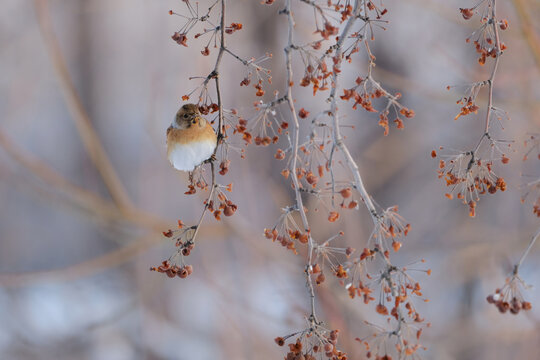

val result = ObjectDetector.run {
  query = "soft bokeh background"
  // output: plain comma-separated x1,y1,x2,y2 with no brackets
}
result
1,0,540,359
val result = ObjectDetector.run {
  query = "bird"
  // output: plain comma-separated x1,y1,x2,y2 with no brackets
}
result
166,104,217,172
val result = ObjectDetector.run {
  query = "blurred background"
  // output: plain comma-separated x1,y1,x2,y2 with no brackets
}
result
1,0,540,359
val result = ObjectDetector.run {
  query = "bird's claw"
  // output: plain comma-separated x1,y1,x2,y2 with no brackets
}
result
204,154,217,164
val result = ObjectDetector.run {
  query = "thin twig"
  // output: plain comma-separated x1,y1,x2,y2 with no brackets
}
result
328,2,378,223
188,0,226,247
515,226,540,271
284,0,318,324
483,0,502,133
214,0,226,139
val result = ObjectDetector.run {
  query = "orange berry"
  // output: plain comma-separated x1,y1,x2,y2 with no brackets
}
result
340,188,352,198
328,211,340,222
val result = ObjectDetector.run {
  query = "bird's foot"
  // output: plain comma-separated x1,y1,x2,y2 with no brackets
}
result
204,154,217,164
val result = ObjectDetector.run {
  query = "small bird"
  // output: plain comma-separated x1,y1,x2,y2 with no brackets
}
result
166,104,217,171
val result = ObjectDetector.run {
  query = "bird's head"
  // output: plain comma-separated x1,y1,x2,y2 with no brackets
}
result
174,104,206,129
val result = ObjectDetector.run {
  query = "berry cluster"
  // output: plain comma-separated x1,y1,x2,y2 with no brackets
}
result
275,327,347,360
487,273,532,314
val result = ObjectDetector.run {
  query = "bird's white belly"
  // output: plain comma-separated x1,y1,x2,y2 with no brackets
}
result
168,140,216,171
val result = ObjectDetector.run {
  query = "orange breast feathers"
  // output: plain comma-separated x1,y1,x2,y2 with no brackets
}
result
166,121,217,171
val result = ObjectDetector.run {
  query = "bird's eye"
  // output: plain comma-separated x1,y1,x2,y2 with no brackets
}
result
183,114,188,119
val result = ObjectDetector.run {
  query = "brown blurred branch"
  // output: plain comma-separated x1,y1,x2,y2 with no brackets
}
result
0,234,156,287
513,0,540,70
0,130,166,231
33,0,132,210
0,216,233,288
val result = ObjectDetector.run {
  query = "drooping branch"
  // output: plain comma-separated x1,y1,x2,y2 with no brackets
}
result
283,0,319,324
328,1,378,224
327,0,410,349
483,0,502,134
153,0,231,278
515,226,540,272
